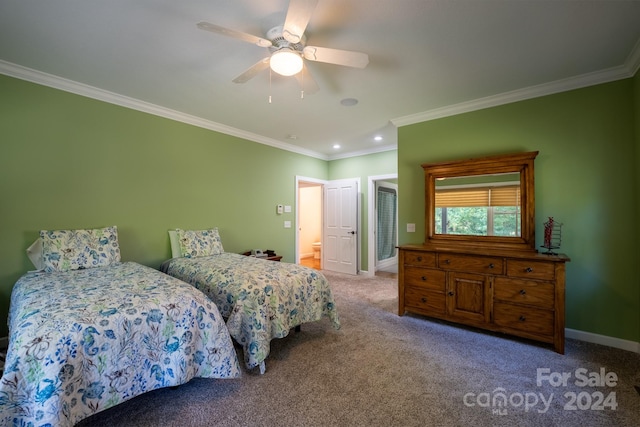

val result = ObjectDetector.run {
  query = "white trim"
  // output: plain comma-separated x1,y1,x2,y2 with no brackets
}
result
3,34,639,161
566,328,640,354
391,58,640,128
0,60,329,161
328,144,398,161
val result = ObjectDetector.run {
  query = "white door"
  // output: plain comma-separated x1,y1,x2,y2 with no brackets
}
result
323,179,358,275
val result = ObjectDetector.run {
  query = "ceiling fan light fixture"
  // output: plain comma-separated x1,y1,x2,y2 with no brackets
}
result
270,49,303,76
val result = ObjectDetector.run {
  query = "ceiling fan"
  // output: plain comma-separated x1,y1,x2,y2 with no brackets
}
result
197,0,369,94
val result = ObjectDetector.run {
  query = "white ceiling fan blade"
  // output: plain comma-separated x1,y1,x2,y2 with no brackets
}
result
283,0,318,44
294,63,319,94
303,46,369,68
197,22,272,48
232,58,270,83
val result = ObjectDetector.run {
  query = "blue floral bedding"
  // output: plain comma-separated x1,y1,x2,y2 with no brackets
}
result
0,262,240,427
161,253,340,371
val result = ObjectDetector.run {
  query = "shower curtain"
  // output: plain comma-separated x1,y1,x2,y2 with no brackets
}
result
377,187,397,261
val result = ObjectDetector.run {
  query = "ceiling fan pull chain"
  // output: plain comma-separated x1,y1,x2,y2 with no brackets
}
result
269,68,273,104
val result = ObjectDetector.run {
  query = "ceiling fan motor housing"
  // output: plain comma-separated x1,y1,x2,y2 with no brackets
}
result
267,26,305,55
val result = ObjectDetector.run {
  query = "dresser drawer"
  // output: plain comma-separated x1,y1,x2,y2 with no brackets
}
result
506,259,555,280
493,302,554,336
438,254,503,274
404,267,446,291
494,277,554,308
405,287,446,315
403,251,436,268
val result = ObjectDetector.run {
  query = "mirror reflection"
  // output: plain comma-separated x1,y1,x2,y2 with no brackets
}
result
434,172,521,237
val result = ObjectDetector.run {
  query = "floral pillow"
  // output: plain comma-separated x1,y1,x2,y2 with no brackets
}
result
40,226,121,272
176,228,224,258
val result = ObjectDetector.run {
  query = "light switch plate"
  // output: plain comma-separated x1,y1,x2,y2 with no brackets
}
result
284,205,292,213
284,221,291,228
407,223,416,232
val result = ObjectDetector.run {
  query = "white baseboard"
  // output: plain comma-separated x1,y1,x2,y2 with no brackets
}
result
566,328,640,353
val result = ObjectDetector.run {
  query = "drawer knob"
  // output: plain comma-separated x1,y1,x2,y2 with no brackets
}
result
488,263,494,269
519,289,526,295
444,259,451,264
417,256,422,262
448,291,454,296
421,276,427,281
525,267,533,273
519,315,526,322
421,297,427,303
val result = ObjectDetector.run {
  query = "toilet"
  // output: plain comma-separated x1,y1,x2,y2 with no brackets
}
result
312,242,321,260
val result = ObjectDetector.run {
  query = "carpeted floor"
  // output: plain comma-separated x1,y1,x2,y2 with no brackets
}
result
76,270,639,426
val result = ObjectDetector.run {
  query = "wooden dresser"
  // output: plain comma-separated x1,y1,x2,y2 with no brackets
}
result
398,244,570,353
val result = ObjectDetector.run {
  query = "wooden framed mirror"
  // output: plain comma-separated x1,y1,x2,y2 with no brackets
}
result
423,151,538,252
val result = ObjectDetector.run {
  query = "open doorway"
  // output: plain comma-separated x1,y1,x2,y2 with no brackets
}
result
296,179,323,270
368,174,398,276
296,176,360,274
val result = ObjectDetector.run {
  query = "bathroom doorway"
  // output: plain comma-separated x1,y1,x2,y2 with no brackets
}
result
297,179,323,270
368,174,398,275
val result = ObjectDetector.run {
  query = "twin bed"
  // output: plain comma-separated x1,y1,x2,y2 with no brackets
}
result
160,228,340,373
0,226,339,425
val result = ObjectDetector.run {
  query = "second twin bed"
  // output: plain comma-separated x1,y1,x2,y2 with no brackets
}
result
160,228,341,373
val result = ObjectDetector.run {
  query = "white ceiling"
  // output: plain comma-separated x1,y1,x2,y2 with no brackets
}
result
1,1,639,160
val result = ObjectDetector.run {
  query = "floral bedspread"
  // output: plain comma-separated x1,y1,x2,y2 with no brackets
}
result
161,253,340,370
0,262,240,427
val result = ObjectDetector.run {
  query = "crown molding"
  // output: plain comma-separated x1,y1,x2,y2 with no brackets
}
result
3,38,638,162
326,144,397,161
392,40,640,127
0,60,330,161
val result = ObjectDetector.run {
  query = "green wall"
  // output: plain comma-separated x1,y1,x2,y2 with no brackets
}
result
398,78,639,343
2,69,638,345
0,74,329,336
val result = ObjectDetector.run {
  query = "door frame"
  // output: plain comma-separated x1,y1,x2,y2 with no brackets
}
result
367,173,398,277
295,175,361,274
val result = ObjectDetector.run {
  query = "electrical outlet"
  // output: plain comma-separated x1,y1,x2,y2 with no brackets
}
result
407,223,416,232
284,221,291,228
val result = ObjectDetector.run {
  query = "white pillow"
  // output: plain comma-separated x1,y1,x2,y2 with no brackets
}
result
26,238,45,270
168,230,181,258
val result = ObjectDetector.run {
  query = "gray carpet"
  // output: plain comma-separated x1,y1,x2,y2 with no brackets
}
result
77,270,640,426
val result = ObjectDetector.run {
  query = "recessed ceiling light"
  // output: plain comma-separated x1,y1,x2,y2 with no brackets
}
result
333,144,341,149
340,98,358,107
374,135,383,141
287,134,298,140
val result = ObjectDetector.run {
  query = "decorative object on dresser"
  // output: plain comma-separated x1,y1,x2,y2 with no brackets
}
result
398,151,570,354
541,216,563,255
